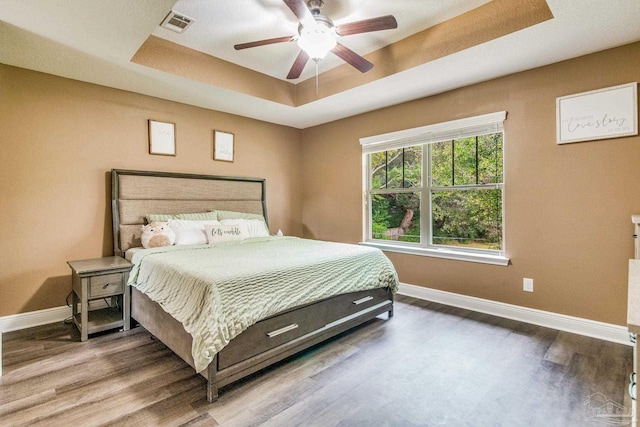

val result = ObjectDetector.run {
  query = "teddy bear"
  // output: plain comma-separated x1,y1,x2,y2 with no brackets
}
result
141,221,176,249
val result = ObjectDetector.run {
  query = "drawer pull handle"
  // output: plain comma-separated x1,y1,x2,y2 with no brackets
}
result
352,296,374,305
102,283,111,289
267,323,298,338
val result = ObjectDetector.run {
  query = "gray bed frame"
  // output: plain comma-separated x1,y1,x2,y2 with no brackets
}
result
111,169,394,402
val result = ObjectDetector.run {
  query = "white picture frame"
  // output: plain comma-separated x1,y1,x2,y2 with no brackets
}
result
214,130,234,162
556,82,638,144
148,120,176,156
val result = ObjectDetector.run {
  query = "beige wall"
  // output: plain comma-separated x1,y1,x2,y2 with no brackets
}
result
302,42,640,326
0,64,302,317
2,42,640,326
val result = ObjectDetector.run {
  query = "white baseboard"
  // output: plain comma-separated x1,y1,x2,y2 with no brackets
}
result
0,306,72,333
0,285,631,347
0,299,117,334
398,282,632,346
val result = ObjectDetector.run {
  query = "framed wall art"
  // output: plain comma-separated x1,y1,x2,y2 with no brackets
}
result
214,130,234,162
148,119,176,155
556,82,637,144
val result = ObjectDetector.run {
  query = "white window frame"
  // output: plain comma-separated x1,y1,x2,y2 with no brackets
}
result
360,112,509,266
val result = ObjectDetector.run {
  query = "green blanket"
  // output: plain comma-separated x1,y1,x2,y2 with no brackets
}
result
129,236,398,372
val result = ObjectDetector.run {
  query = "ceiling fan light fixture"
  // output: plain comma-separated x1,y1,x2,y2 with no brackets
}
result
236,0,398,79
297,24,336,59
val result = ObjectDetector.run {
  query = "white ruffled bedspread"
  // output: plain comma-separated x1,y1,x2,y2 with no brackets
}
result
128,236,398,372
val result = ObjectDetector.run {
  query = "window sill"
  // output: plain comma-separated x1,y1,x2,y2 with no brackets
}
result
359,241,510,266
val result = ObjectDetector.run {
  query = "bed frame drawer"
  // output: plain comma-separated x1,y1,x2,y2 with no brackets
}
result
88,272,125,298
218,302,327,370
217,287,392,370
324,287,392,324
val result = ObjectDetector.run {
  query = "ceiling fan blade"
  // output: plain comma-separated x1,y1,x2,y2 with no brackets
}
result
331,43,374,73
283,0,316,28
287,50,310,79
335,15,398,36
234,35,295,50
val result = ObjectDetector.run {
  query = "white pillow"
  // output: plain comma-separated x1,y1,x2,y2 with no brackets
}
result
169,219,221,245
205,224,246,243
220,219,270,238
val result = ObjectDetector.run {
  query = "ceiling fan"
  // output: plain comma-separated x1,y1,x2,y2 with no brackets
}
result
234,0,398,80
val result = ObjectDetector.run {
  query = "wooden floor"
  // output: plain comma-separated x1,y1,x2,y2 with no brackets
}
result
1,295,634,426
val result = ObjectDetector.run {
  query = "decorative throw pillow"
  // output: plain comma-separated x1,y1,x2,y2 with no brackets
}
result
220,218,270,237
205,224,246,243
140,221,176,249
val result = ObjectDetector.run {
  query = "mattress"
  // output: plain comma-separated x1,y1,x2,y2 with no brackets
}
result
128,236,398,372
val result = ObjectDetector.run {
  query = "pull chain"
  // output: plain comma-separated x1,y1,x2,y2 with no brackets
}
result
315,59,319,95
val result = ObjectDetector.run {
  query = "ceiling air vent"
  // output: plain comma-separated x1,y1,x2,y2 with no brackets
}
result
160,10,194,33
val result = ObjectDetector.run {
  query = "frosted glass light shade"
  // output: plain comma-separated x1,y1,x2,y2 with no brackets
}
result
297,24,336,59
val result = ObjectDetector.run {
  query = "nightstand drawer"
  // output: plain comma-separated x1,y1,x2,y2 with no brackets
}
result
89,272,124,297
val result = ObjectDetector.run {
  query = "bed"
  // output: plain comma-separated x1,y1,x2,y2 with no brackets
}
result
111,169,397,402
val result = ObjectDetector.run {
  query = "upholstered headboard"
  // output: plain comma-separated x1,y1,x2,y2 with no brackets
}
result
111,169,267,256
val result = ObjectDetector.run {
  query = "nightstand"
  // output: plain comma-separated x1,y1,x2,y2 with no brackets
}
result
67,256,132,341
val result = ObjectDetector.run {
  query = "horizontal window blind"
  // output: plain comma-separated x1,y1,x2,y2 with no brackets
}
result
360,111,507,154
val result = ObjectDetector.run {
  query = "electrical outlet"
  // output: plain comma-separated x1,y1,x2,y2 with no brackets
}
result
523,278,534,292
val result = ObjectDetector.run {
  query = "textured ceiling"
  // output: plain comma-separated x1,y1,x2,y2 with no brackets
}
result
153,0,492,82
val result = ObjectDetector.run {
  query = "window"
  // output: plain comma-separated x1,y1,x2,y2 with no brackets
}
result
370,147,422,242
361,112,508,266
